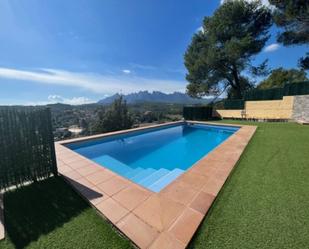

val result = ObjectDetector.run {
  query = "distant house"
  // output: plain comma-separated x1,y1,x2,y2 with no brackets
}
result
68,125,83,134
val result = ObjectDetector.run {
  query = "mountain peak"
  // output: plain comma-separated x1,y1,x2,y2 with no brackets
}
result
98,91,210,105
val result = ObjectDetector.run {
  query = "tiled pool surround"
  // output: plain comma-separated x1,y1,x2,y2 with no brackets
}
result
55,121,256,249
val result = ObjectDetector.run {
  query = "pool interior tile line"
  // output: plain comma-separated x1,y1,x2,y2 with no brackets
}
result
55,121,257,249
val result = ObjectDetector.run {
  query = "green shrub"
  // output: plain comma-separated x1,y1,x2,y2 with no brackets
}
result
183,106,213,120
284,81,309,96
223,100,245,109
244,87,284,101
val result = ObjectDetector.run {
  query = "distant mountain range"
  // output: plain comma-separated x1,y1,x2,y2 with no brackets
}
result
98,91,213,105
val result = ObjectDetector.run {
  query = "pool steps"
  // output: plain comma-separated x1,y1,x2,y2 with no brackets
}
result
93,155,185,192
147,168,184,192
138,168,170,186
123,167,143,178
130,168,156,182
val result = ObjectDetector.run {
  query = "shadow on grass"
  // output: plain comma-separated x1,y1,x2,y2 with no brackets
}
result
64,176,104,201
3,176,99,249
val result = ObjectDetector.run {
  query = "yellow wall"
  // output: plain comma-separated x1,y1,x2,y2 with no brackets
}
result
245,96,294,119
215,109,243,119
216,96,295,120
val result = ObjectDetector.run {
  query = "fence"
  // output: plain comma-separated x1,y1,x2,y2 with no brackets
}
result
0,107,57,190
223,81,309,109
223,99,245,109
244,87,284,101
183,106,213,120
284,81,309,96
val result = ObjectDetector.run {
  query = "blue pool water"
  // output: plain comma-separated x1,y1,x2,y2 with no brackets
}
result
67,123,239,192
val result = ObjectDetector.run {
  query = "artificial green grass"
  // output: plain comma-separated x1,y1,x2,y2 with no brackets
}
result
0,177,133,249
189,121,309,249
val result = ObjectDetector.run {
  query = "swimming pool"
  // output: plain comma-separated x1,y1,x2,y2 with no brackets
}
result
67,122,239,192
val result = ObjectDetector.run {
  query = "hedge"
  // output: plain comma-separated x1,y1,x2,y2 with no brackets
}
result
244,81,309,101
0,107,57,190
284,81,309,96
223,99,245,110
244,87,284,101
183,106,213,120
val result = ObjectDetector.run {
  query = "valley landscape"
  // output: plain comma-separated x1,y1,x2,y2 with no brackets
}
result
49,91,215,140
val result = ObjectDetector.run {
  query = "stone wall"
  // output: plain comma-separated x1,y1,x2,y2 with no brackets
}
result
292,95,309,122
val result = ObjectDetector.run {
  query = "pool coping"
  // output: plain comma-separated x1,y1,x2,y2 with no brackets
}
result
55,121,256,249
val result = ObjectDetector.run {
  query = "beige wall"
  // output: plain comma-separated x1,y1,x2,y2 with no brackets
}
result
245,96,294,119
215,109,243,119
216,96,295,120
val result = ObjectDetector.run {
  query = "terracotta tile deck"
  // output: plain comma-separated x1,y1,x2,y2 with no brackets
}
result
55,121,256,248
0,193,4,241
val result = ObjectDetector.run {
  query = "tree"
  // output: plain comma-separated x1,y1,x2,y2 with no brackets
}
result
184,0,272,99
94,96,133,133
269,0,309,45
257,67,308,89
299,52,309,70
269,0,309,69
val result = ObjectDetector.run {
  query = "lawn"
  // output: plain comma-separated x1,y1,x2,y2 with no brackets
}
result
189,121,309,249
0,177,133,249
0,121,308,249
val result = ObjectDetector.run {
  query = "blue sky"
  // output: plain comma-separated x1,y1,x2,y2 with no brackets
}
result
0,0,307,105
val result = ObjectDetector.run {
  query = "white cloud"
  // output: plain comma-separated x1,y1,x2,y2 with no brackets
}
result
130,63,156,70
26,95,94,106
0,67,186,94
47,95,94,105
264,43,280,52
122,69,131,74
